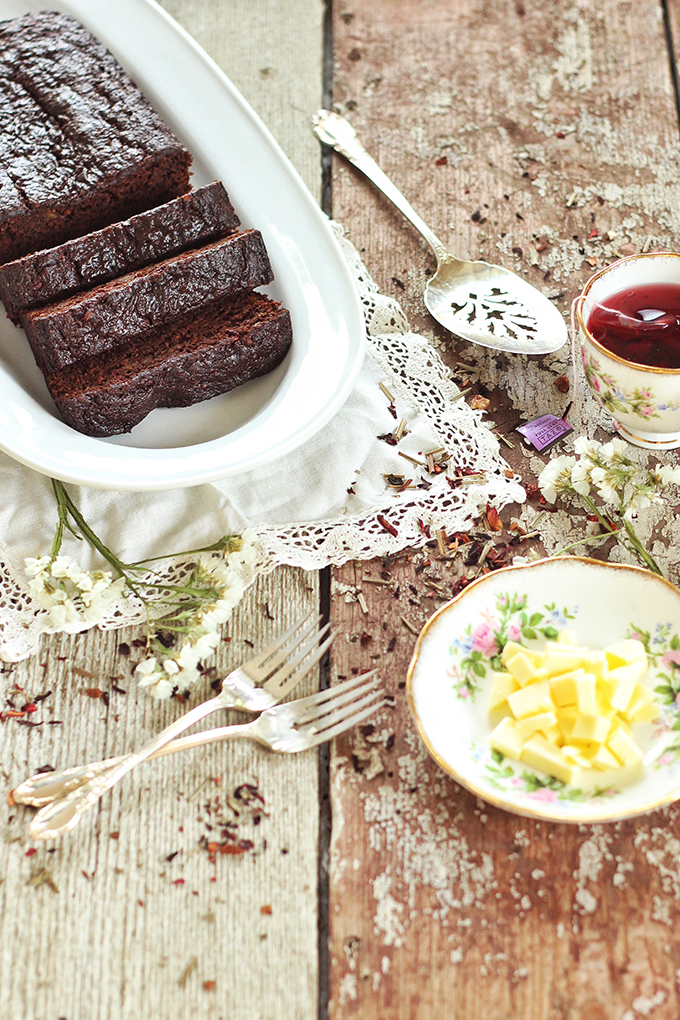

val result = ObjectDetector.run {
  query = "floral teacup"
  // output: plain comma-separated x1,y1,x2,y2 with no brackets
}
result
578,252,680,449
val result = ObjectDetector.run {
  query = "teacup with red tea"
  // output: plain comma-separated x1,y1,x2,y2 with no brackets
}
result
578,252,680,449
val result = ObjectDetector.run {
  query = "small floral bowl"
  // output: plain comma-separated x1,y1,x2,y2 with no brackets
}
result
407,557,680,823
578,252,680,450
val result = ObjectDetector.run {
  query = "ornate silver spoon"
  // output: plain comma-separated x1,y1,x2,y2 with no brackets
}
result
313,110,567,356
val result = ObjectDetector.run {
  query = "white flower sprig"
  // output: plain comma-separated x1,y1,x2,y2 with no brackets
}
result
538,437,680,575
24,480,258,699
25,554,126,628
134,537,258,700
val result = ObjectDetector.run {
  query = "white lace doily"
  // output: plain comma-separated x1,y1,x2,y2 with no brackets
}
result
0,221,524,661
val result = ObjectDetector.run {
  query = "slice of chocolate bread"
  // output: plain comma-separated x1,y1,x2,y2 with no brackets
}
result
0,183,240,322
46,292,293,437
21,230,273,374
0,11,192,264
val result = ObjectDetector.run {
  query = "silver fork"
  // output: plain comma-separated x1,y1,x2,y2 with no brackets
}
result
13,611,332,809
29,672,384,840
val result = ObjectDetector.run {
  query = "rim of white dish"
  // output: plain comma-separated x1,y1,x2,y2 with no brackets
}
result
406,556,680,824
0,0,366,491
577,251,680,375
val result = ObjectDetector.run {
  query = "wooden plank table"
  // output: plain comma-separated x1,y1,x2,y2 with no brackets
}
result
2,1,680,1019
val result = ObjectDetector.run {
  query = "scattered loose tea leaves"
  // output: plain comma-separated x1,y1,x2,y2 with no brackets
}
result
26,868,59,893
178,957,198,987
72,667,96,679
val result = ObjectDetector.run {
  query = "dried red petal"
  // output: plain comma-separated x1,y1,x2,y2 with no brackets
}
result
486,505,503,532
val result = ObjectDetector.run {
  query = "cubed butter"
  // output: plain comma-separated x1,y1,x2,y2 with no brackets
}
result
555,706,578,739
488,717,524,759
505,651,539,687
507,680,552,719
542,645,588,676
561,744,593,768
515,711,558,740
607,661,647,712
588,744,621,771
604,639,647,670
571,712,611,744
607,726,644,767
556,629,578,646
574,674,597,715
487,671,520,710
519,734,580,785
583,650,607,678
549,670,584,707
486,632,656,786
624,683,660,723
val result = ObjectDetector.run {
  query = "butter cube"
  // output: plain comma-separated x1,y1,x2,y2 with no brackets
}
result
555,706,578,739
519,734,580,785
488,717,524,760
604,639,647,670
588,744,621,771
606,662,647,712
556,629,578,646
624,683,659,723
501,641,530,665
542,724,563,745
515,711,558,740
487,671,520,711
574,674,597,715
607,726,644,767
561,745,593,768
505,651,538,687
543,645,588,677
507,680,552,719
550,670,584,707
571,713,611,744
583,650,607,679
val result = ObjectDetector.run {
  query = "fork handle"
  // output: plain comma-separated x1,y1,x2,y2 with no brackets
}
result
312,109,452,266
15,723,257,807
27,692,241,840
29,720,260,840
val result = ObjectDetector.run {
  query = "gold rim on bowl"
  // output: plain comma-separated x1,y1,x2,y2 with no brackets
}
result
406,556,680,824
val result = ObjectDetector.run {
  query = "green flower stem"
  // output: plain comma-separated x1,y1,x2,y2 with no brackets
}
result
620,516,663,575
551,529,621,559
579,489,663,576
580,493,618,535
46,480,247,666
127,534,240,567
52,480,130,579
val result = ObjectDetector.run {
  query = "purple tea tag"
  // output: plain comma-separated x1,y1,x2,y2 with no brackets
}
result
515,414,573,452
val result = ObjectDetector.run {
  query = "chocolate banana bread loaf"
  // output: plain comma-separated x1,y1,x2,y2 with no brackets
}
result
21,230,273,374
46,292,293,436
0,183,240,322
0,11,192,264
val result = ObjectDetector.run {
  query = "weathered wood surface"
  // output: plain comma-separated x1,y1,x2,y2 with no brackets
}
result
0,2,324,1019
329,1,680,1018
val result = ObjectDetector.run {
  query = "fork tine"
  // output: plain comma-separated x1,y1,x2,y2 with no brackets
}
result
259,614,323,672
303,693,385,749
279,670,378,713
261,620,331,686
245,610,319,670
268,631,334,699
292,673,381,724
303,687,384,734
